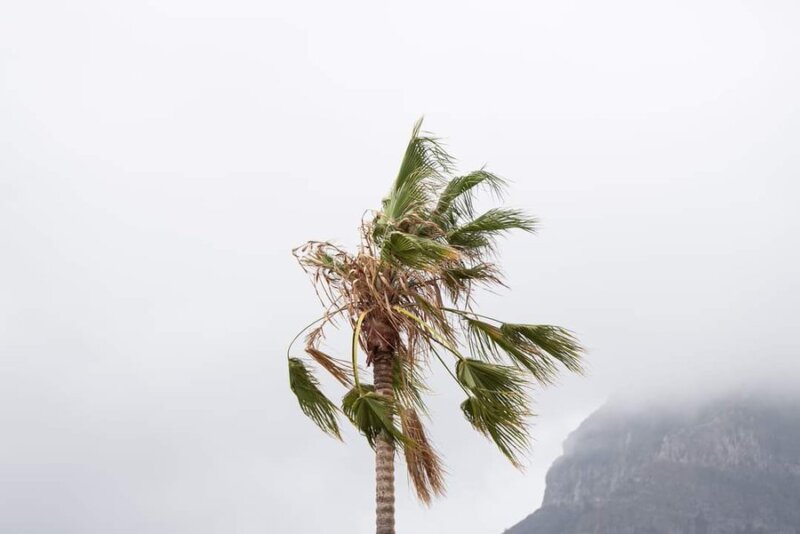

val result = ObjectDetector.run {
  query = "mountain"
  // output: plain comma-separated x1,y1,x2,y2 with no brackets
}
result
506,391,800,534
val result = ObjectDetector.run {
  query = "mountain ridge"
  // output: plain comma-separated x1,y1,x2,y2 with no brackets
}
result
505,391,800,534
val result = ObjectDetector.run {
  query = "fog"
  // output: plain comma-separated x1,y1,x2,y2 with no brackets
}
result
2,1,799,533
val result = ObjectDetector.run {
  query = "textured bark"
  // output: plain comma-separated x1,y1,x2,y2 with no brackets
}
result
373,351,396,534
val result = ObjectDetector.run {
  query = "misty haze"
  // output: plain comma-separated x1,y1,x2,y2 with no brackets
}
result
1,1,799,533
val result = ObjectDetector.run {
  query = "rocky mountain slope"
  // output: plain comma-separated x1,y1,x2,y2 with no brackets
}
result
506,392,800,534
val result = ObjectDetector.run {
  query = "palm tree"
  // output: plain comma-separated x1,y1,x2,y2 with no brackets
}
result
287,119,584,534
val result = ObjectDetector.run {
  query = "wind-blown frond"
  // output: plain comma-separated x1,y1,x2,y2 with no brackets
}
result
448,208,537,253
460,395,530,468
400,407,445,504
435,169,507,224
288,357,341,439
465,317,553,380
500,324,584,374
380,180,433,228
456,358,529,398
441,263,503,303
342,385,406,448
456,359,531,467
394,119,453,189
463,316,583,383
382,118,453,224
305,347,352,387
381,231,460,270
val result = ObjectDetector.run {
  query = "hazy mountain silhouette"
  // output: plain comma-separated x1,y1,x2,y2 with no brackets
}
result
506,390,800,534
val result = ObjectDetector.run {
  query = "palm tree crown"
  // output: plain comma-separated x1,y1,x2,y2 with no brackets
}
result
288,119,584,506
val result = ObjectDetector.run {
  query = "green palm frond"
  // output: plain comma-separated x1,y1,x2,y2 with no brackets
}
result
394,118,453,191
434,169,507,224
441,263,500,284
463,316,583,383
464,317,554,381
448,208,537,252
381,118,453,224
456,358,528,399
441,263,503,302
455,359,531,466
288,357,341,439
380,180,434,228
460,394,530,468
400,407,445,504
381,231,460,270
342,385,406,448
501,324,584,374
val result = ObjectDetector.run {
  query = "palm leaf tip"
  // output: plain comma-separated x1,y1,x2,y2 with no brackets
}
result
342,385,406,448
456,359,531,467
448,208,538,249
455,358,529,398
401,408,446,504
464,316,583,383
396,117,453,182
460,395,530,468
383,117,454,223
288,357,342,439
435,169,508,221
500,324,584,374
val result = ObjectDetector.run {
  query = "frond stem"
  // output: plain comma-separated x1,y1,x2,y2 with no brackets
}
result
442,307,504,324
429,343,471,396
392,305,465,360
286,306,348,360
352,310,370,392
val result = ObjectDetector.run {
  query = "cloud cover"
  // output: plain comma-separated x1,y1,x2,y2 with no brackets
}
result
1,1,799,532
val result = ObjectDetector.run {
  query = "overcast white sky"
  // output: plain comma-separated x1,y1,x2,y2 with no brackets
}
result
2,1,799,533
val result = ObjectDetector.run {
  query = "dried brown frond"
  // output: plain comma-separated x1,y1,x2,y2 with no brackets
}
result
400,408,446,504
293,229,461,373
304,347,352,387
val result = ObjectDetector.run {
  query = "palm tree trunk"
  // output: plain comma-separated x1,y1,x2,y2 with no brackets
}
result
372,351,395,534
